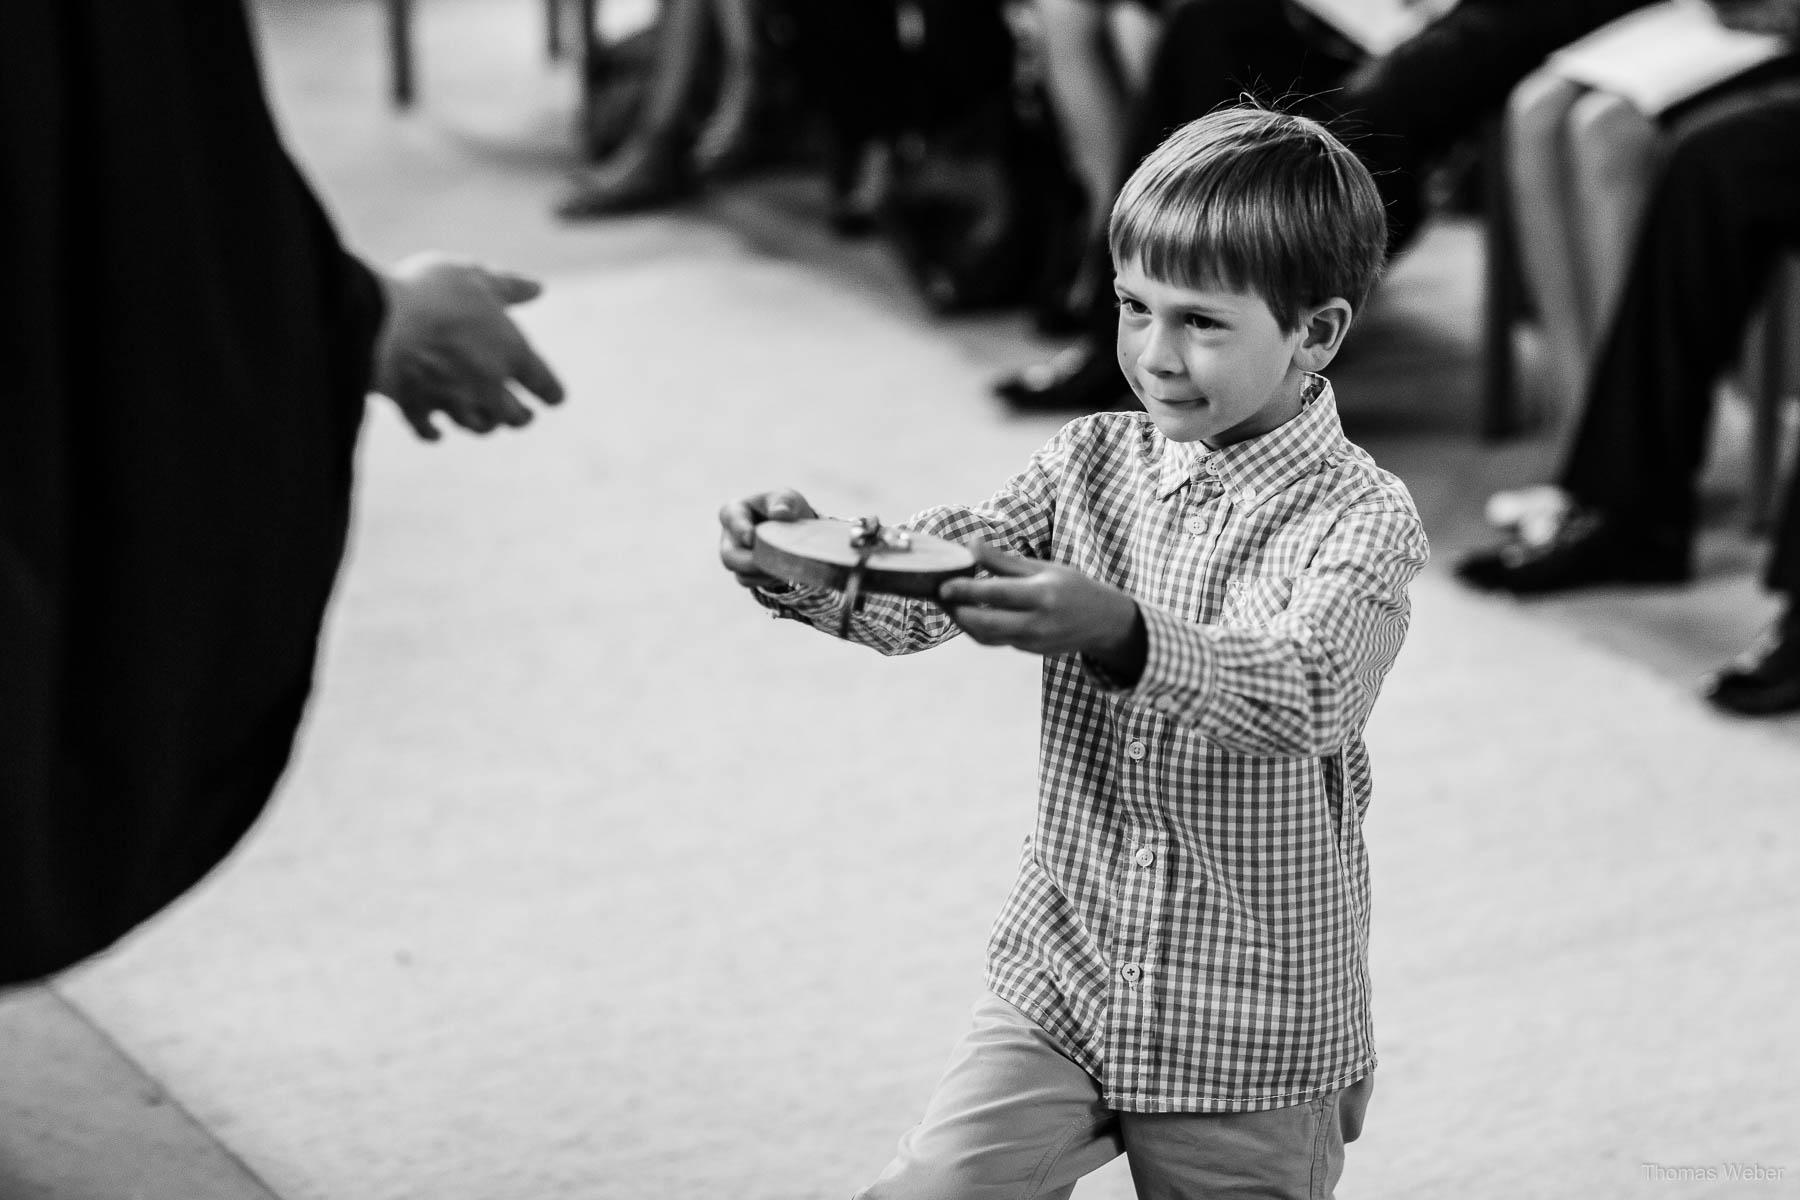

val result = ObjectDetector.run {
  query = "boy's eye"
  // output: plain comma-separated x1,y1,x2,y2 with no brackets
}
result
1115,297,1147,316
1185,313,1221,330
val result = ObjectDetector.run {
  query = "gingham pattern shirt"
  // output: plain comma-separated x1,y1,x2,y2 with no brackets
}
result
757,378,1428,1112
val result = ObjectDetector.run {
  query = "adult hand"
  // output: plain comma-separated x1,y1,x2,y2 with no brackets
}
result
938,543,1146,679
718,489,818,588
373,252,566,440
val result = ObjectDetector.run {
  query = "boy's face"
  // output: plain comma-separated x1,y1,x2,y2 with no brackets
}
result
1113,259,1313,448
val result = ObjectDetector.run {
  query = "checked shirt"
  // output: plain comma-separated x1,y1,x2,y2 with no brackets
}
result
756,379,1428,1113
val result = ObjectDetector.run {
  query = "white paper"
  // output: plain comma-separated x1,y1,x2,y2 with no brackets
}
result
1548,0,1789,116
1289,0,1459,56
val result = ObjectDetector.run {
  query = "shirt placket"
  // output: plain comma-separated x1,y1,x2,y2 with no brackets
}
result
1104,719,1170,1103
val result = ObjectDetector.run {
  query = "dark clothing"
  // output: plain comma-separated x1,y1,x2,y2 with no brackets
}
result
786,0,1013,147
1559,81,1800,597
1074,0,1653,340
2,1,384,983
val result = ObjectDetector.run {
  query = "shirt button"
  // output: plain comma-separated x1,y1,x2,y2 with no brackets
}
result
1133,847,1156,868
1183,514,1208,536
1125,739,1146,761
1120,963,1143,984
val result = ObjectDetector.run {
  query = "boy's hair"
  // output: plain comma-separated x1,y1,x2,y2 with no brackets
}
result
1109,105,1388,331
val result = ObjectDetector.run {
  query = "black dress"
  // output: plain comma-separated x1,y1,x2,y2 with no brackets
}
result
1,0,385,983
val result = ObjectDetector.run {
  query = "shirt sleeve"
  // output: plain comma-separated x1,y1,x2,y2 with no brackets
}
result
751,421,1076,654
1102,495,1429,757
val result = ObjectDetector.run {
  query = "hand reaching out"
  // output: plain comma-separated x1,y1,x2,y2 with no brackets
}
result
372,252,566,440
938,543,1146,681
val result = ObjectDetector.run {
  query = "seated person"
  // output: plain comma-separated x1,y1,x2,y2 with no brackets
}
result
1506,0,1799,417
1033,0,1167,330
1457,72,1800,717
558,0,764,217
996,0,1657,410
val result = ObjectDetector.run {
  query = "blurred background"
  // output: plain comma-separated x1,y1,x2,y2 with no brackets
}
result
3,0,1797,1197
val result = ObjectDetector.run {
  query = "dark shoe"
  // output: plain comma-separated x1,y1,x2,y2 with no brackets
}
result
1455,506,1691,595
992,345,1129,412
1706,612,1800,716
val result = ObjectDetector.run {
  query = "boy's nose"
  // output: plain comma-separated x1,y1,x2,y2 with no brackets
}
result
1137,321,1183,375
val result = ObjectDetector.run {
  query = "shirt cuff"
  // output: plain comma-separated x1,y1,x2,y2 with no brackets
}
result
1091,603,1219,720
751,580,840,623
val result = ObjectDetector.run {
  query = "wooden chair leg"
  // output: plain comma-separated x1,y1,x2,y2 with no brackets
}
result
387,0,416,108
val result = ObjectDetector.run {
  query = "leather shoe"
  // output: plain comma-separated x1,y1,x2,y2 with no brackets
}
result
1455,506,1691,595
1706,611,1800,716
992,345,1129,412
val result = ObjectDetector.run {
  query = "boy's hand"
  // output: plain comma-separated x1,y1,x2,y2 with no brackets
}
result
372,252,565,440
939,544,1147,682
718,489,818,588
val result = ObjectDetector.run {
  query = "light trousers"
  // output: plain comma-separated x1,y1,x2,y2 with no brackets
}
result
857,993,1371,1200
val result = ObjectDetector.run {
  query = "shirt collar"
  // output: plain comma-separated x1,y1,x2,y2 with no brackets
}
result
1152,374,1344,505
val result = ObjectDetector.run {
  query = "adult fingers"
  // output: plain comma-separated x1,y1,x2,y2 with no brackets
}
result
438,387,498,434
484,269,544,305
478,383,534,429
507,336,566,406
396,401,442,442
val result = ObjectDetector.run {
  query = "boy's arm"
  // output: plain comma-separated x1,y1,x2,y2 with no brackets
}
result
723,429,1070,656
1112,498,1428,757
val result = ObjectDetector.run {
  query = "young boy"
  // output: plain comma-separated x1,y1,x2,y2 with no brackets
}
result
718,106,1427,1198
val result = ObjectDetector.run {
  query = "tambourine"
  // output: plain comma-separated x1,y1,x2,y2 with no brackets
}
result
752,516,978,636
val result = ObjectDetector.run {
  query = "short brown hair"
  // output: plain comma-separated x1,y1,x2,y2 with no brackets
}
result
1108,105,1387,330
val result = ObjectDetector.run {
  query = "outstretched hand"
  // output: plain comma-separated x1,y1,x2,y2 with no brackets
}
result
373,252,566,440
718,489,819,589
938,543,1146,680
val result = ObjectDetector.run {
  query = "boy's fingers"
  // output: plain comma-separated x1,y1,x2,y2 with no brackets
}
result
941,576,1038,611
763,489,816,521
719,534,764,578
946,603,1030,647
966,541,1039,577
718,501,762,547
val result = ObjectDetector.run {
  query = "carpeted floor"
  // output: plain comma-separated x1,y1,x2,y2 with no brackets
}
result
6,2,1798,1197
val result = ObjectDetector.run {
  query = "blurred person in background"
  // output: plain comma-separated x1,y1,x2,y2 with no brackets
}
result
1457,67,1800,717
995,0,1657,412
1031,0,1168,332
3,0,563,984
557,0,769,216
1504,0,1800,418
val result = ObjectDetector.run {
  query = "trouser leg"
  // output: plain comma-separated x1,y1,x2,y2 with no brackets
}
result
1766,444,1800,597
1335,0,1648,257
1120,1074,1373,1200
1559,83,1800,537
855,993,1123,1200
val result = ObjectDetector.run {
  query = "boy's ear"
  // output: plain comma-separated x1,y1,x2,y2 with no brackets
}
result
1292,298,1354,372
